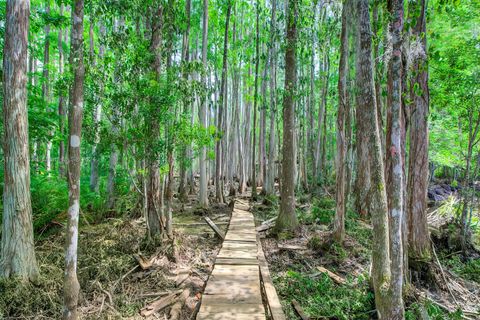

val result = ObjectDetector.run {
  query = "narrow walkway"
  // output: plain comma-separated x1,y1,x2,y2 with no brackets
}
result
196,198,267,320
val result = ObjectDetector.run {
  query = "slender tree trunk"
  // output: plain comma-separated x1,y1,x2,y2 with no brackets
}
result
275,0,299,234
179,0,192,202
199,0,209,207
264,0,277,196
251,1,260,200
333,0,349,243
43,0,52,173
407,0,431,261
215,1,232,203
146,6,164,238
58,4,67,177
385,0,405,316
89,22,105,192
1,0,39,282
63,0,84,318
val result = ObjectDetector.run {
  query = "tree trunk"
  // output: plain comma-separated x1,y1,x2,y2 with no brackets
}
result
199,0,209,207
385,0,405,316
43,0,52,173
275,0,299,234
146,6,164,238
89,22,105,192
333,0,349,243
179,0,192,202
264,0,277,196
58,4,67,177
251,1,260,200
356,0,400,318
215,1,232,203
63,0,84,318
407,0,431,261
1,0,39,282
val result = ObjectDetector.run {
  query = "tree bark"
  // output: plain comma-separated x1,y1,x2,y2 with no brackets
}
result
407,0,431,261
264,0,278,196
385,0,405,316
251,0,260,200
199,0,209,207
146,6,164,238
58,4,67,177
275,0,299,234
215,0,232,203
333,0,349,243
356,0,402,318
43,0,52,173
1,0,39,282
63,0,84,318
89,22,105,192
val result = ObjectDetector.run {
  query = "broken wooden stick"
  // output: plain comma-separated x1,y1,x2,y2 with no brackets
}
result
256,217,277,232
316,266,346,285
292,300,310,320
169,288,191,320
133,253,153,270
203,216,225,240
140,291,179,317
278,244,308,251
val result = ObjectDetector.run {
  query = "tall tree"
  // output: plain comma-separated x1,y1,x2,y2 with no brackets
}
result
1,0,39,282
406,0,431,261
275,0,299,234
385,0,405,315
356,0,404,317
44,0,52,173
198,0,209,207
146,6,165,238
63,0,85,318
215,0,232,203
264,0,277,196
58,4,67,177
251,0,260,200
333,0,349,243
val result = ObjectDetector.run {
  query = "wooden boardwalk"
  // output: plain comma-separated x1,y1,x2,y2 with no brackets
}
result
197,198,284,320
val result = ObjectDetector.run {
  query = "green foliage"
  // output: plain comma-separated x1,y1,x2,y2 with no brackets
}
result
275,270,374,320
311,196,335,225
405,301,465,320
442,254,480,283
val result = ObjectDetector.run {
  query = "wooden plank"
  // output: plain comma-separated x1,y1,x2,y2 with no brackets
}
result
316,266,346,285
204,216,225,240
197,197,266,320
257,235,287,320
292,300,310,320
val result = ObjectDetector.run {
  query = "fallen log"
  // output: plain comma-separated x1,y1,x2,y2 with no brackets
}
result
316,266,346,285
203,217,225,240
169,288,191,320
256,217,277,232
140,291,179,317
278,244,308,251
292,300,310,320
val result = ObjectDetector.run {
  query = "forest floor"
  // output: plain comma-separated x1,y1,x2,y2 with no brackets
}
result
253,191,480,320
0,191,233,319
1,184,479,319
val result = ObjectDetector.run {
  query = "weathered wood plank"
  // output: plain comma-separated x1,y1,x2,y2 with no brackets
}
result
204,216,225,240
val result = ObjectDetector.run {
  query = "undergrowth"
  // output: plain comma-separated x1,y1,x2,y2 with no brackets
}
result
441,254,480,283
274,270,375,320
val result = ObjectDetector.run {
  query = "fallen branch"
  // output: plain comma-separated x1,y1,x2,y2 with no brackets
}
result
140,291,179,317
134,253,153,270
169,288,191,320
203,217,225,240
256,217,277,232
292,300,310,320
316,266,346,285
278,244,307,251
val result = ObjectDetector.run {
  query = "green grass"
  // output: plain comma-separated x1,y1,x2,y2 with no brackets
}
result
274,270,375,320
406,301,465,320
441,254,480,283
